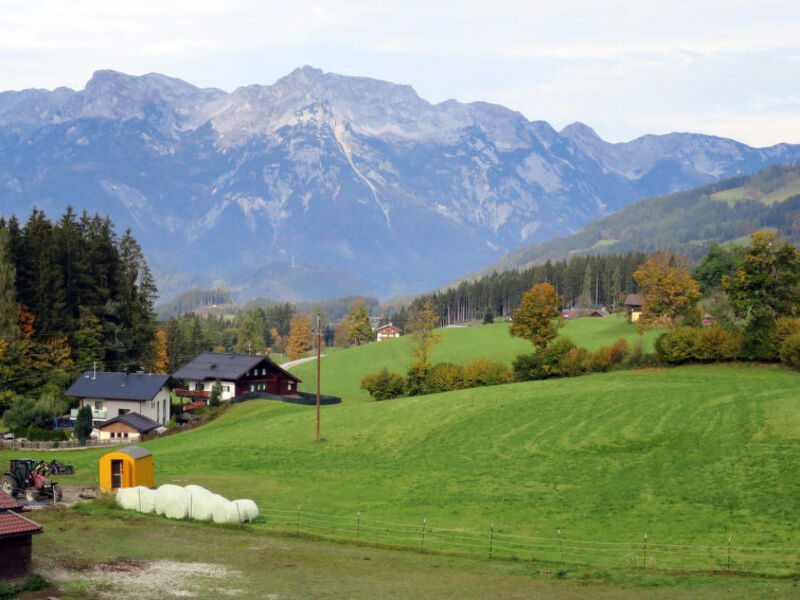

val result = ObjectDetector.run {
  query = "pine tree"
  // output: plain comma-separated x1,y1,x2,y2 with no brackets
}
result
0,228,19,339
166,318,189,370
74,405,93,444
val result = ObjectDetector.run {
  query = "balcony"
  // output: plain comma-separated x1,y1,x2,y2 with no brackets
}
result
175,389,210,400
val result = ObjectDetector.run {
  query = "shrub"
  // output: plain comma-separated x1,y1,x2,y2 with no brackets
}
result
780,332,800,370
512,339,576,381
405,362,429,396
608,338,631,364
462,360,514,387
426,363,465,393
360,368,406,401
655,327,701,364
2,396,60,430
561,347,590,376
11,427,68,442
586,346,614,372
74,405,93,444
693,326,743,362
0,583,14,600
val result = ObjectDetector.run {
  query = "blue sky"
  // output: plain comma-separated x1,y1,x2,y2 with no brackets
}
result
2,0,798,146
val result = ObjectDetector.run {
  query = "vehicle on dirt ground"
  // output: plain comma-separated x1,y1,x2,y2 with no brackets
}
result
1,458,63,502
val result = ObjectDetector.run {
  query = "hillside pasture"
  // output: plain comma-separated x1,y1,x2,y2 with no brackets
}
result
4,363,800,571
292,314,658,402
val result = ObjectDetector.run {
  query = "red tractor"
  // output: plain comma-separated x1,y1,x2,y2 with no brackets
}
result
2,458,63,502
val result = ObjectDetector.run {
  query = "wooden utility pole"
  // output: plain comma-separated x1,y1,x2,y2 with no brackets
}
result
316,315,321,442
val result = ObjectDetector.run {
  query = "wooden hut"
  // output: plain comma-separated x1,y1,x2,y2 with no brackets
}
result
99,446,154,492
0,490,41,580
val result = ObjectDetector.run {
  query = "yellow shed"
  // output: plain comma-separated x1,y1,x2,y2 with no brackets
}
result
98,446,154,492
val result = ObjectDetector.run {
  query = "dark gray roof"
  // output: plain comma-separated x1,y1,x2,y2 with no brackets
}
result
66,372,177,402
173,352,300,383
98,413,163,434
116,446,152,459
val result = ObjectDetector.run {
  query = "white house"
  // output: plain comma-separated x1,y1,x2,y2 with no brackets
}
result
66,372,177,426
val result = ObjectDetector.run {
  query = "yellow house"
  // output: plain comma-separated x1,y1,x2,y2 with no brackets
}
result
98,446,154,492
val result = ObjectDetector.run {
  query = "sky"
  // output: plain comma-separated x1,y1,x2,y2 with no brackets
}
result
2,0,799,146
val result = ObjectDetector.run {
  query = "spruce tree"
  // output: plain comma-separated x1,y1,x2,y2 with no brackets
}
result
0,228,19,339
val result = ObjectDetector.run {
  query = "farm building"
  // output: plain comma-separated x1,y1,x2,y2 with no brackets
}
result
375,323,401,341
66,372,178,426
623,293,643,323
99,446,154,492
95,413,165,442
173,352,301,401
0,490,42,580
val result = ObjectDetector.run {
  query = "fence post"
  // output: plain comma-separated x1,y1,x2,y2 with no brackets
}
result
727,536,731,571
558,529,564,566
420,518,427,553
489,523,495,558
643,534,648,569
296,505,301,536
356,511,361,546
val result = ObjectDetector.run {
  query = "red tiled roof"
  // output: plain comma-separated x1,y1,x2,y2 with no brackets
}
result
0,490,22,511
0,511,42,537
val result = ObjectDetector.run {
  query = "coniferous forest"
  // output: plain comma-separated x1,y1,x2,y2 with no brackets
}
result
0,207,159,413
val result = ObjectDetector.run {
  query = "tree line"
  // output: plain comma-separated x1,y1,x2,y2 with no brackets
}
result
387,252,647,329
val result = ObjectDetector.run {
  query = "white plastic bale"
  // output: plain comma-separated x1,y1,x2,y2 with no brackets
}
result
115,487,139,510
154,485,190,516
184,484,213,497
212,500,245,524
190,493,223,521
232,499,259,522
164,499,189,519
139,488,157,513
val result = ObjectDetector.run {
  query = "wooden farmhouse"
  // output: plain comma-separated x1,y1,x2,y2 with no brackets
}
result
173,352,301,402
623,293,643,323
66,372,178,427
0,490,42,580
375,323,401,342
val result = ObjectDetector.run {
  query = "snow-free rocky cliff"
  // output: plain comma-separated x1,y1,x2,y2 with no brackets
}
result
1,66,799,301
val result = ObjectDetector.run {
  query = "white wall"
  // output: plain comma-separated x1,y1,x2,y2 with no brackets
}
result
79,385,171,424
179,379,237,401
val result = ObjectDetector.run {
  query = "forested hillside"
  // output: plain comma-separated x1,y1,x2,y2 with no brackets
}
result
465,163,800,279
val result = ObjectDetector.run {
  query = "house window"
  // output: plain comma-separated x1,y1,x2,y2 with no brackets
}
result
118,409,130,416
124,432,128,438
288,383,293,391
250,384,255,392
94,401,103,410
225,386,230,393
110,432,115,438
261,368,266,375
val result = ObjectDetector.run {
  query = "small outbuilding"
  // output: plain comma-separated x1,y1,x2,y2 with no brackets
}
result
375,323,401,342
95,413,165,442
99,446,154,492
0,490,42,580
623,293,643,323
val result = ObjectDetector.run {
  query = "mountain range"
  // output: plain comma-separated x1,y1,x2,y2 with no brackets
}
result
2,66,799,301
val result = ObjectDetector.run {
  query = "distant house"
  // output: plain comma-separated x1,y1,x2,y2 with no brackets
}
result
66,372,178,427
562,307,609,320
375,323,401,342
0,490,42,580
173,352,301,401
95,413,165,442
623,294,643,323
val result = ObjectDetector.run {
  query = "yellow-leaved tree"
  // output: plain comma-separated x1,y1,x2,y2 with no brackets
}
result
633,253,701,331
509,283,564,348
286,315,314,360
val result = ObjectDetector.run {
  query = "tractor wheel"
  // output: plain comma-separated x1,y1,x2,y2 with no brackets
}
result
1,475,16,497
25,488,38,503
53,484,63,502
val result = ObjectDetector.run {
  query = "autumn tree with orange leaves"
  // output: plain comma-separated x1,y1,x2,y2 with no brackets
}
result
633,254,701,331
509,283,564,348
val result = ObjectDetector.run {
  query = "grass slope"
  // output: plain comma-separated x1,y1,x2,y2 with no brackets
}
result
291,314,658,402
5,364,800,558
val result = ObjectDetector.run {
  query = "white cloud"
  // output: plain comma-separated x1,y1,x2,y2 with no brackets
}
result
0,0,798,145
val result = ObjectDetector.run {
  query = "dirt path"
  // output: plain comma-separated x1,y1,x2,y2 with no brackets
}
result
280,354,327,370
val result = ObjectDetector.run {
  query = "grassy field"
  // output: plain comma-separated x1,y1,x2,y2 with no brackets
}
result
5,364,800,567
291,314,659,402
27,503,800,599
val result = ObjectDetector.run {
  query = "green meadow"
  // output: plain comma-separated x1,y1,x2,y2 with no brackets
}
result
5,364,800,566
292,314,660,402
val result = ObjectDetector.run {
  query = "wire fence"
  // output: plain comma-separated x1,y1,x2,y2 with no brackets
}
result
253,507,800,576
